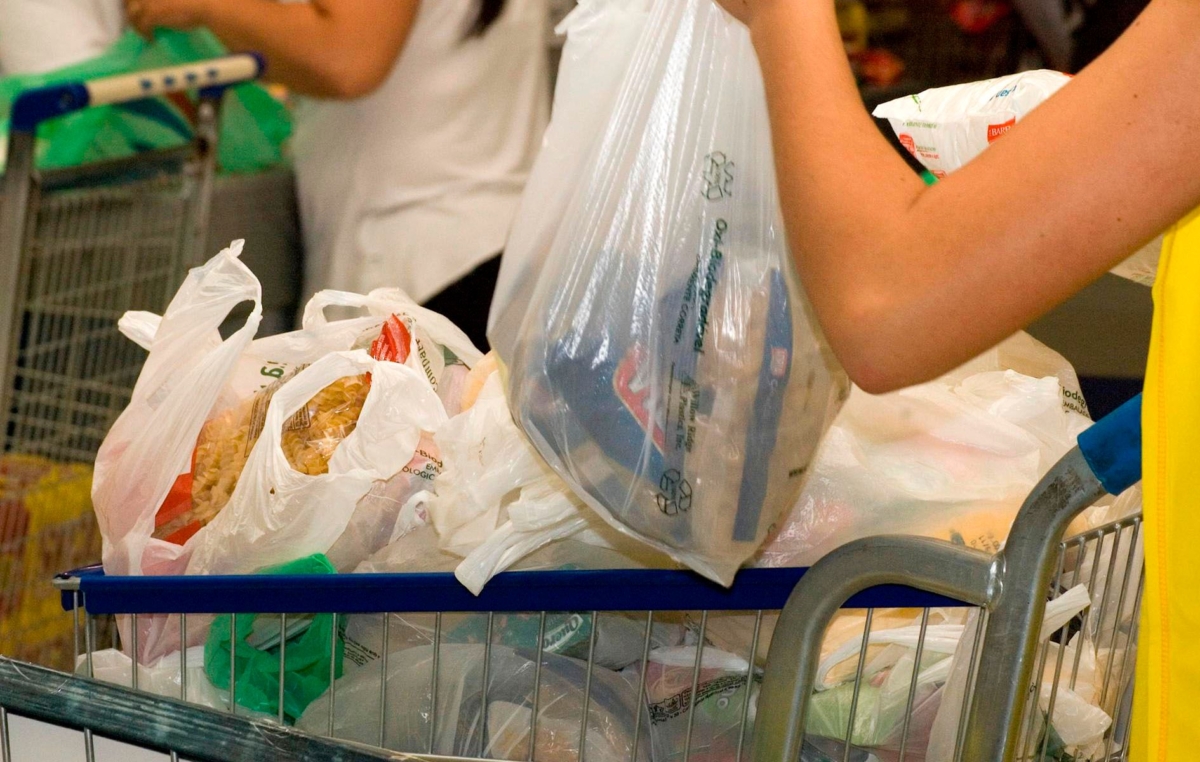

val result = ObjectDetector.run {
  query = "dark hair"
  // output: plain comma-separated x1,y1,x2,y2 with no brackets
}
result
469,0,508,36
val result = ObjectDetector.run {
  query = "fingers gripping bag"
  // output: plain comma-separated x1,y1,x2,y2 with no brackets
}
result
506,0,848,585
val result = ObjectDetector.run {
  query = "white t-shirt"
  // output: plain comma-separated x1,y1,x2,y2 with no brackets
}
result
293,0,550,302
0,0,123,76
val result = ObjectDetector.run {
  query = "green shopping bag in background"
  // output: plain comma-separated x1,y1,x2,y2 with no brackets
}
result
0,29,291,173
204,554,344,724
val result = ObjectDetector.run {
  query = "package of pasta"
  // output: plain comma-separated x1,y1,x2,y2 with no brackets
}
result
94,241,480,592
153,314,415,545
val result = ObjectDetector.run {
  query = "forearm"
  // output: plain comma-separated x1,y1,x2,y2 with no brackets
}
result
749,4,978,389
744,0,1200,392
198,0,406,98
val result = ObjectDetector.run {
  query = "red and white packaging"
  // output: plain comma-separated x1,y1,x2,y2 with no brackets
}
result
872,70,1071,176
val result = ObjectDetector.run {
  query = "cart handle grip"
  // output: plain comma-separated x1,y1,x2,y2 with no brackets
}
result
10,53,265,133
1077,392,1142,495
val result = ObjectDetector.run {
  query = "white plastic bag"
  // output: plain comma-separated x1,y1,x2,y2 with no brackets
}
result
96,244,476,661
97,248,456,578
489,0,654,356
754,333,1094,570
926,586,1105,761
95,241,264,579
74,647,274,721
505,0,847,587
184,350,445,575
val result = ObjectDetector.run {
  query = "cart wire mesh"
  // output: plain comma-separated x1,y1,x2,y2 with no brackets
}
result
37,509,1142,762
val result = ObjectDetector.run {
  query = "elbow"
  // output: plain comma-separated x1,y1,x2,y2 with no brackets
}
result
839,353,910,396
819,296,932,396
313,58,391,100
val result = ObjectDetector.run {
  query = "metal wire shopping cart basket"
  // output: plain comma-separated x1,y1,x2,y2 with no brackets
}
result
0,55,264,669
0,394,1144,761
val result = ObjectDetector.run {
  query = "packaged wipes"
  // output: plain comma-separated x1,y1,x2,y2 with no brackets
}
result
872,70,1070,177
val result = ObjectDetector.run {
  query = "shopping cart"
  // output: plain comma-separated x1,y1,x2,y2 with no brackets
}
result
0,393,1141,761
0,55,265,669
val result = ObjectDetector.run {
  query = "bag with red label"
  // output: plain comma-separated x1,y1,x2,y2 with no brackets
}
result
504,0,848,586
872,70,1070,178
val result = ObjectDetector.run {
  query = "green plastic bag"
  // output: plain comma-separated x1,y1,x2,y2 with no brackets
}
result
0,29,290,173
204,554,344,723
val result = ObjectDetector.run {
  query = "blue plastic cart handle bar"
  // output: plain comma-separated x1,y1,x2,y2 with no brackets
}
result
10,52,265,132
1077,393,1143,496
58,566,966,616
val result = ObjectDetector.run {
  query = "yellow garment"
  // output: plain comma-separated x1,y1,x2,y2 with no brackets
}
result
1133,208,1200,760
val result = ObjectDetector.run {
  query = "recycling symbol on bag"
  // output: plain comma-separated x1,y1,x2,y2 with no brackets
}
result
657,469,693,516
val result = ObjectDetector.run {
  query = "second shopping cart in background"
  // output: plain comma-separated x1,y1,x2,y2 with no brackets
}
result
0,54,264,669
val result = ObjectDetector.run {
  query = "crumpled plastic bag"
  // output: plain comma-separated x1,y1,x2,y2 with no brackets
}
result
75,647,253,717
376,356,678,595
203,554,344,723
753,333,1094,571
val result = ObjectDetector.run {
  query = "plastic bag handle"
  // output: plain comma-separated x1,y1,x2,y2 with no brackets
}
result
301,290,375,330
1077,393,1142,495
11,53,263,132
117,311,163,351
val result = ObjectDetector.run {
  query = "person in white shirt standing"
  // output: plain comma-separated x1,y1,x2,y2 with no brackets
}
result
125,0,550,350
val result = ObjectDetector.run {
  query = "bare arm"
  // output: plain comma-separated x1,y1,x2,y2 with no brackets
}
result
721,0,1200,392
126,0,419,99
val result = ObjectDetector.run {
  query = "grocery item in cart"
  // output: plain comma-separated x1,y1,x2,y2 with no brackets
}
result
75,647,268,718
927,585,1114,761
506,0,847,587
636,646,759,762
389,357,678,594
298,644,650,762
154,315,415,545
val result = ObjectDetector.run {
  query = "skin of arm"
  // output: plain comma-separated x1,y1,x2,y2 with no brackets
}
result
124,0,420,99
719,0,1200,393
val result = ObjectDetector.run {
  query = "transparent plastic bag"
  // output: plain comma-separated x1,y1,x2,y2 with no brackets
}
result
634,646,759,762
506,0,847,586
298,644,649,761
488,0,654,355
